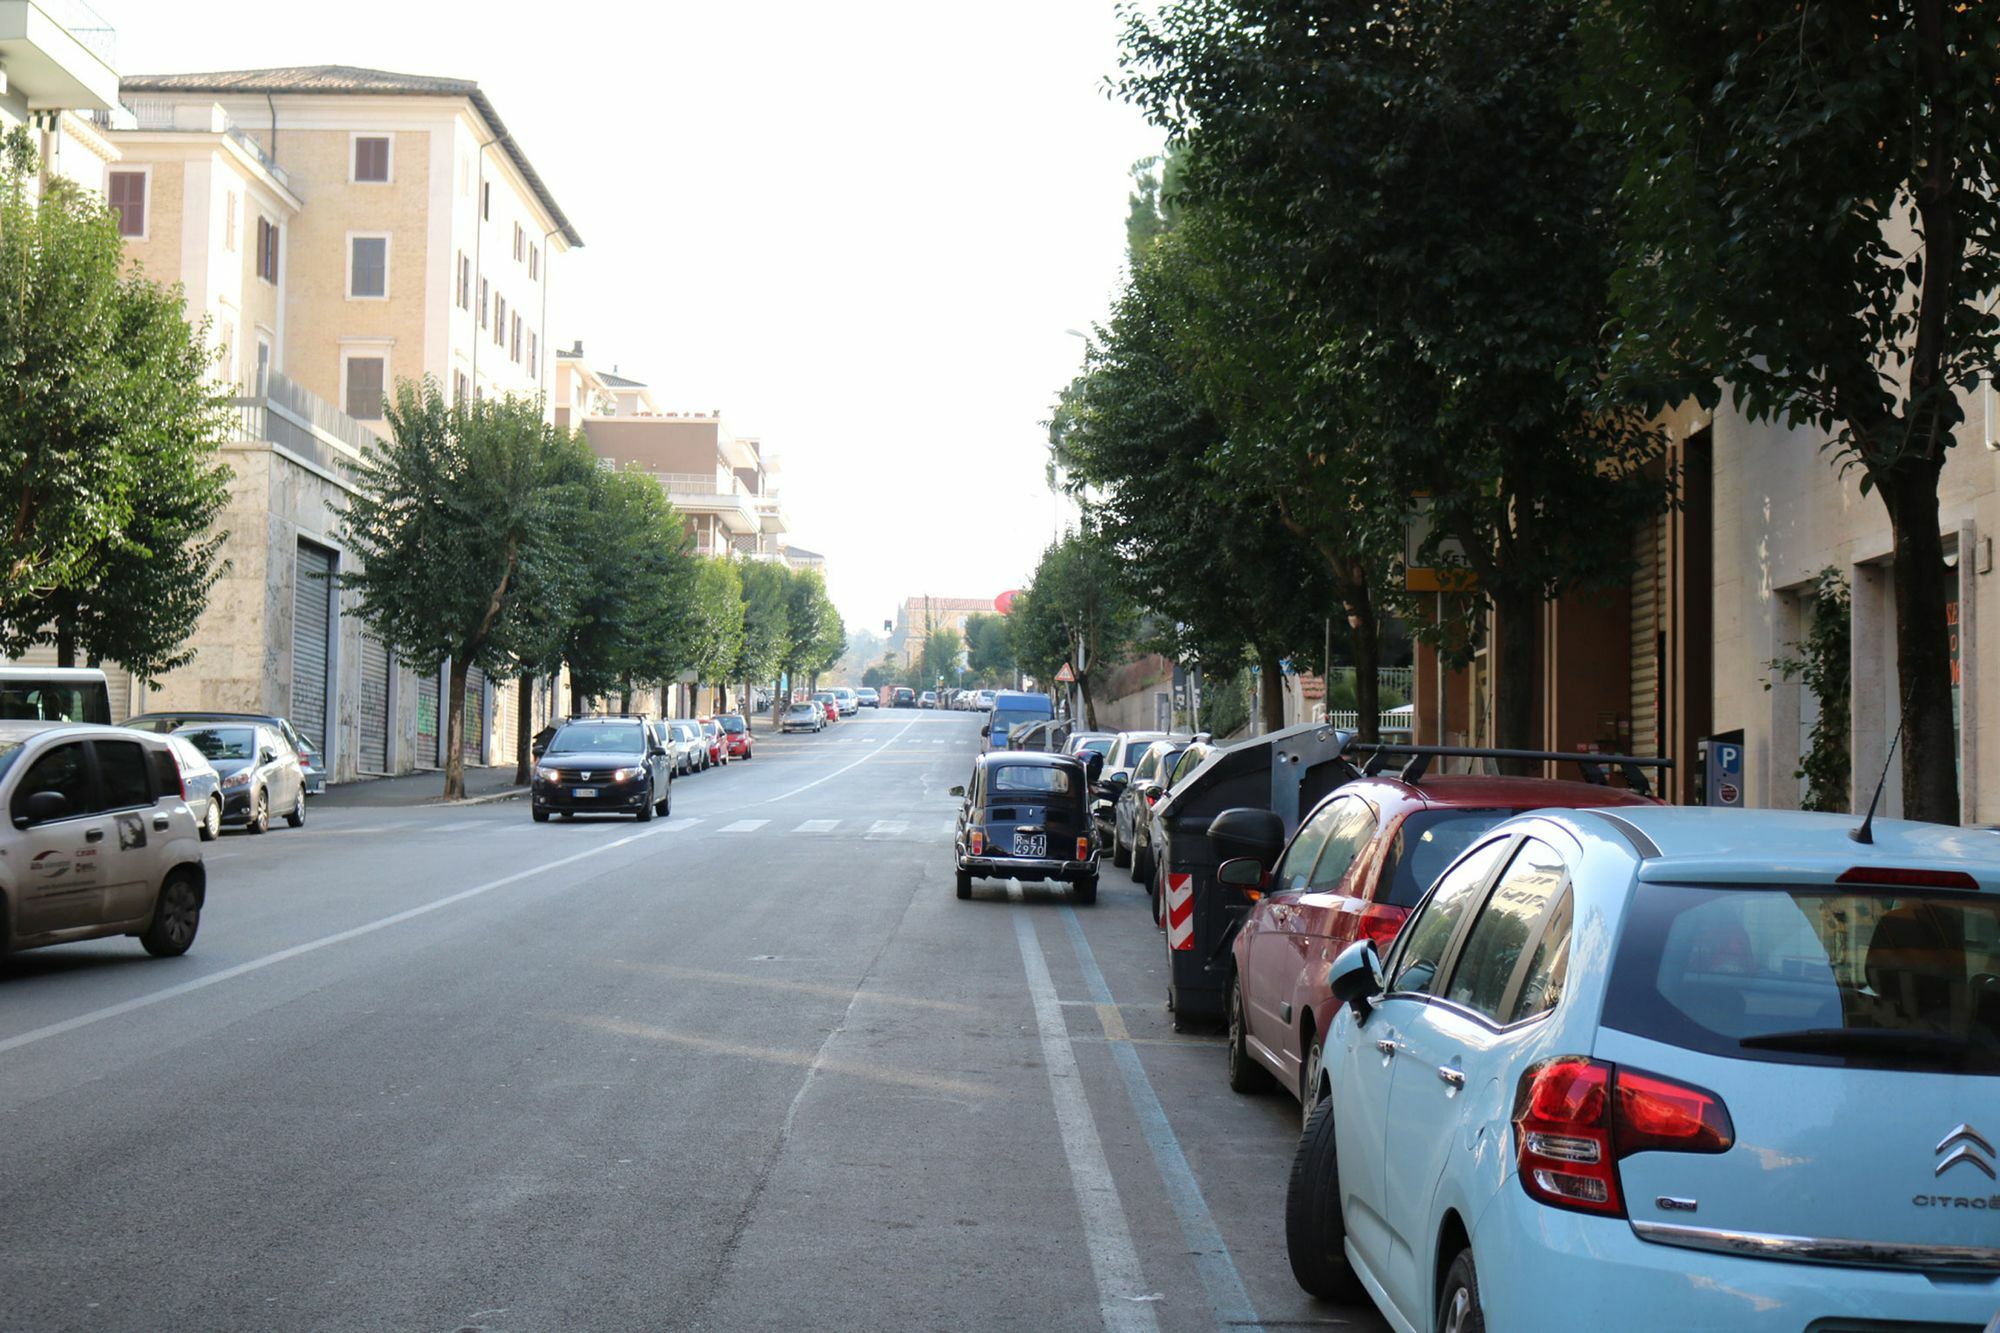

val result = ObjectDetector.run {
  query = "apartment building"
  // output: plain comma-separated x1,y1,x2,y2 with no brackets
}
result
889,597,993,669
0,0,120,194
101,66,582,780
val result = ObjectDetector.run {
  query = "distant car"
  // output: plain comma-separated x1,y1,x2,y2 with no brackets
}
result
0,722,205,959
812,692,839,724
919,691,938,709
953,751,1098,904
983,690,1053,753
0,666,112,725
716,713,754,759
128,711,324,795
698,717,730,766
163,733,222,842
1093,731,1166,842
830,688,859,716
531,717,672,822
857,688,880,708
1064,732,1116,761
175,722,307,833
1110,737,1193,871
663,719,705,773
782,702,824,733
1285,807,2000,1330
975,689,997,710
892,687,916,708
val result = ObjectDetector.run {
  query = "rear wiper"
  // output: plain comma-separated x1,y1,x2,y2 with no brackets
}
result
1739,1027,1991,1065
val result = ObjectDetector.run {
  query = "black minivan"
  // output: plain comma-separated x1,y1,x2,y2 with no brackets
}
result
952,751,1098,903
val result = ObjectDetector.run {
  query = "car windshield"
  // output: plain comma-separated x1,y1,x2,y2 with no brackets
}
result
0,683,110,725
992,765,1073,796
992,708,1044,736
1076,738,1114,758
1604,885,2000,1074
719,716,746,733
1380,809,1515,908
180,727,256,761
549,724,645,753
1120,740,1159,769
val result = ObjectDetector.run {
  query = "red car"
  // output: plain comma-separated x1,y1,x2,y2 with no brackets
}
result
697,717,729,766
717,713,754,759
815,693,839,723
1224,772,1655,1117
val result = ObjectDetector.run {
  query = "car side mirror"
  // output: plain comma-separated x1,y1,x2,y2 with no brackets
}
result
16,790,70,827
1216,857,1265,894
1207,807,1286,867
1328,940,1386,1020
260,749,277,766
980,726,990,738
1081,752,1105,785
949,785,965,798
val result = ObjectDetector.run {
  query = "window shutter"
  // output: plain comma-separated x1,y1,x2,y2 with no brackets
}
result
355,136,389,182
345,357,385,420
108,171,145,237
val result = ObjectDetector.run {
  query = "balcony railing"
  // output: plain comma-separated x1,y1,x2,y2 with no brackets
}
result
226,370,383,475
40,0,114,63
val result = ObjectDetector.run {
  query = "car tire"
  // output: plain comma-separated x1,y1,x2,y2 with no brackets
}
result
1132,839,1153,886
657,786,671,817
285,787,305,828
246,788,269,834
1227,975,1275,1094
636,787,655,822
1301,1039,1326,1128
1437,1249,1484,1333
139,871,201,958
955,869,972,900
1112,828,1131,869
1074,873,1098,906
1286,1093,1365,1302
532,807,551,823
199,797,221,842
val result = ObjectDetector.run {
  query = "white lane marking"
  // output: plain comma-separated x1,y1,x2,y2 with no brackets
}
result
794,819,839,833
1007,882,1024,902
759,718,920,804
421,819,486,834
720,819,769,833
0,823,678,1059
865,820,907,839
1013,913,1157,1332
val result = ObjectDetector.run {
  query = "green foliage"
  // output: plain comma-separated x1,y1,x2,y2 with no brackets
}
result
1010,529,1137,726
1200,666,1250,741
783,567,844,684
861,655,900,690
920,627,962,688
558,466,699,703
963,612,1014,679
734,558,791,690
1767,570,1853,814
685,558,746,688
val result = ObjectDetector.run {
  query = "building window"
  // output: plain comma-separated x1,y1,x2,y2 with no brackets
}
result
256,217,279,283
481,180,491,220
353,135,391,183
348,235,389,299
224,192,238,252
494,295,507,347
453,370,469,406
528,244,539,281
344,355,386,421
107,169,146,238
255,333,272,394
510,312,521,363
478,277,488,328
513,222,524,262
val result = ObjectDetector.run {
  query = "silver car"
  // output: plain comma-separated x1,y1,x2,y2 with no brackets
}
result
665,719,707,774
163,733,222,842
0,722,206,958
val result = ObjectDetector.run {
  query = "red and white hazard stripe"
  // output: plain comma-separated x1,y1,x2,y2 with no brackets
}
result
1165,873,1195,951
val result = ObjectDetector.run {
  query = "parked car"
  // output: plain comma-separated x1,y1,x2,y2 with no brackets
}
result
857,688,880,708
983,690,1054,753
175,722,307,833
716,713,754,759
974,689,997,710
163,733,222,842
663,720,706,774
1132,739,1219,893
952,751,1098,904
531,717,672,822
128,711,325,795
830,688,859,716
1092,731,1167,843
782,702,824,734
698,717,730,766
0,722,205,958
1225,771,1655,1119
1286,806,2000,1330
1109,737,1193,871
0,666,112,725
892,687,916,708
919,690,938,710
1065,731,1116,762
1009,719,1072,753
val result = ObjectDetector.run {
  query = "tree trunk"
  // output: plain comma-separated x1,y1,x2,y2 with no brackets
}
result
1258,644,1284,734
569,674,587,717
443,658,468,800
1349,604,1381,744
1879,466,1961,824
514,674,535,785
1489,589,1537,769
1079,674,1099,730
54,625,75,669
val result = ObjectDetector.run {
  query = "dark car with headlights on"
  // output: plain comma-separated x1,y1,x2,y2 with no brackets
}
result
531,718,672,823
953,751,1098,904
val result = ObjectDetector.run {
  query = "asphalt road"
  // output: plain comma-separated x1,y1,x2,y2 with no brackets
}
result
0,708,1387,1333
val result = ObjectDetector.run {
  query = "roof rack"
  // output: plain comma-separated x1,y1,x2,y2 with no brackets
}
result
1344,742,1673,799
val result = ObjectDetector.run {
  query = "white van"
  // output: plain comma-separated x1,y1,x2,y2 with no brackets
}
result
0,667,113,725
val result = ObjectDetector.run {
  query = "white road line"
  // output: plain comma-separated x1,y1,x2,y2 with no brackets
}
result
794,819,839,833
720,819,769,833
0,823,678,1059
1013,913,1157,1332
865,820,907,839
421,819,486,834
758,718,920,804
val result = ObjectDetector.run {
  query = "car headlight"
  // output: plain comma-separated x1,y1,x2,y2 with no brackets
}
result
219,769,251,789
535,765,560,779
610,767,643,783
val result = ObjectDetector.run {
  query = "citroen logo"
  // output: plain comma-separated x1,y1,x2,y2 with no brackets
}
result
1935,1124,1996,1179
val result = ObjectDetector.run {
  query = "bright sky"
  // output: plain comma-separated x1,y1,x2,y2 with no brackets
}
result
95,1,1160,633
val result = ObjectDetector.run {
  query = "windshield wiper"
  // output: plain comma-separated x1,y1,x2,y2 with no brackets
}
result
1740,1027,1994,1068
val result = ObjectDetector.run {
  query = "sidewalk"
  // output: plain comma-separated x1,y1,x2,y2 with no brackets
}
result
313,765,526,809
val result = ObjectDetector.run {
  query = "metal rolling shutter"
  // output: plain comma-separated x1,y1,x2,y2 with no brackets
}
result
416,667,440,769
463,664,487,763
1630,516,1664,758
358,633,390,774
292,542,335,752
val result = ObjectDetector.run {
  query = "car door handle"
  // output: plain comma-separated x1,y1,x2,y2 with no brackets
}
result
1436,1065,1465,1089
152,814,170,831
1375,1039,1397,1057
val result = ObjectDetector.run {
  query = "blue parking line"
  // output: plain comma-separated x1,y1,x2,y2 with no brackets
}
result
1060,907,1261,1331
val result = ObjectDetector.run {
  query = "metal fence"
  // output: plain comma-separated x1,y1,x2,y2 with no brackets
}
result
1324,709,1416,734
227,371,382,476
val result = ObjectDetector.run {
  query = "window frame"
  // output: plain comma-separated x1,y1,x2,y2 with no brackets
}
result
256,215,280,284
341,350,390,422
223,190,238,252
350,133,393,185
1382,833,1516,1002
345,232,391,300
1439,836,1574,1025
92,739,157,813
10,739,102,827
107,165,150,240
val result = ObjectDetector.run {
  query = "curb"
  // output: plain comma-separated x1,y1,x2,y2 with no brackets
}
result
436,786,528,807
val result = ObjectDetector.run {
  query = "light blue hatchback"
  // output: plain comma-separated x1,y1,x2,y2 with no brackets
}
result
1287,807,2000,1332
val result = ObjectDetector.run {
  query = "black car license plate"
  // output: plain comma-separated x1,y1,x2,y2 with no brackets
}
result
1013,832,1046,857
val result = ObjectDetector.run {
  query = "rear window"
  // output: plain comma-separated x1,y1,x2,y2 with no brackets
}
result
0,682,110,725
1604,886,2000,1075
718,716,746,733
1121,740,1158,770
992,766,1073,796
181,727,255,761
1380,809,1515,908
992,709,1043,736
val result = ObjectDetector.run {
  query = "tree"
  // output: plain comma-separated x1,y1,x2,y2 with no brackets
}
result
920,626,962,692
686,557,746,703
783,568,844,692
862,655,900,690
735,559,792,713
557,467,698,713
1578,1,2000,823
963,612,1014,683
341,385,584,799
1010,531,1137,728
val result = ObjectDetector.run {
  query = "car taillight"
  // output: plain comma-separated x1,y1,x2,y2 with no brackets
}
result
1355,904,1404,950
1513,1058,1733,1217
970,830,985,855
1076,837,1090,860
1144,791,1159,807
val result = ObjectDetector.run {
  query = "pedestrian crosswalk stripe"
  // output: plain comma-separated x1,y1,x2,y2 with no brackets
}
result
866,820,908,839
795,819,839,833
720,819,768,833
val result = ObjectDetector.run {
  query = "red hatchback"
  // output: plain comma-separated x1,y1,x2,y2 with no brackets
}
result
717,713,754,759
697,717,729,767
1225,772,1655,1116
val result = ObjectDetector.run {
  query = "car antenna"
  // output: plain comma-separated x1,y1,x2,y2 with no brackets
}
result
1851,682,1914,845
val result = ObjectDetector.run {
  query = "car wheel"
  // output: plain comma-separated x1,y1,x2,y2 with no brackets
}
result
1300,1039,1326,1128
955,869,972,900
140,871,201,957
532,807,551,823
246,788,269,834
1074,873,1098,906
1286,1094,1365,1302
285,787,305,828
199,797,221,842
1228,975,1275,1094
657,785,671,817
636,785,655,821
1132,838,1153,886
1438,1249,1484,1333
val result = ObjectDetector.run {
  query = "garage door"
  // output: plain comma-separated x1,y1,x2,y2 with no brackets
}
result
463,664,487,764
358,633,390,774
415,665,440,769
292,541,335,754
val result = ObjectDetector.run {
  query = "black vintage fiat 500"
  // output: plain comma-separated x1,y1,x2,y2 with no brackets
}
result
952,751,1098,903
